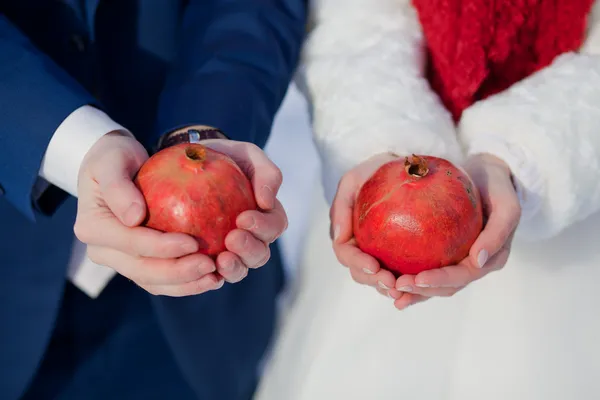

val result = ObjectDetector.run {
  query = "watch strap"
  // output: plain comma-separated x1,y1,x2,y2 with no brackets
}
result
156,127,228,151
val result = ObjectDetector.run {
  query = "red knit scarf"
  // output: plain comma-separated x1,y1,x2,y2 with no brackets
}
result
411,0,594,121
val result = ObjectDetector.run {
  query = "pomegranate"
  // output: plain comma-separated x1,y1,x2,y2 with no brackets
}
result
134,143,256,256
353,154,483,276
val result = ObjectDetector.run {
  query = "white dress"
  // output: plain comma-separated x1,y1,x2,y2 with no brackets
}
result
255,1,600,399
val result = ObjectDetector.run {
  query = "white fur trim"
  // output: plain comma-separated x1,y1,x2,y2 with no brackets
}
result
582,1,600,54
300,0,461,204
467,136,544,221
459,51,600,240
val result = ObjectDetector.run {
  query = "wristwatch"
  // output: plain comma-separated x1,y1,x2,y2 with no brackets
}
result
156,125,228,152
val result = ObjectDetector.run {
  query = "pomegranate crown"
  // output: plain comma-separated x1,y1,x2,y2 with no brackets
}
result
404,154,429,177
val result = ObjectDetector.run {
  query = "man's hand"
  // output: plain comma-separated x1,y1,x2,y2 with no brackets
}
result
74,131,222,296
393,153,521,309
74,133,287,295
201,139,288,283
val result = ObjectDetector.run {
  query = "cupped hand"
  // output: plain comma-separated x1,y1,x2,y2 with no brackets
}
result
393,153,521,310
74,131,223,296
331,153,405,299
201,139,288,283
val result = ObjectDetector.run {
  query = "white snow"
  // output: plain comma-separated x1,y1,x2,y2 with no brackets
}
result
264,84,319,280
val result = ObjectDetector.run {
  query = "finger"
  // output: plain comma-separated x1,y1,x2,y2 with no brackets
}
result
75,216,199,258
329,153,402,242
396,274,459,297
330,174,359,244
413,265,479,289
237,199,288,243
407,285,461,298
239,144,283,209
394,293,428,310
375,286,390,298
334,240,380,274
375,286,404,300
225,229,270,269
87,246,216,286
415,248,510,289
91,145,149,227
395,274,417,293
143,274,225,297
387,288,404,299
207,141,282,210
348,263,396,289
216,251,249,283
395,274,463,297
470,194,520,268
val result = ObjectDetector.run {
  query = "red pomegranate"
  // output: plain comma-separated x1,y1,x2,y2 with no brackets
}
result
353,155,483,275
134,143,256,256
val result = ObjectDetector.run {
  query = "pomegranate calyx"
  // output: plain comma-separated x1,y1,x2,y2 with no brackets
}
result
404,154,429,178
185,145,206,162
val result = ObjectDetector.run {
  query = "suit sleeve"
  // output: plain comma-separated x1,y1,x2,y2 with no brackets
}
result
155,0,308,149
457,3,600,241
0,14,96,220
300,0,462,204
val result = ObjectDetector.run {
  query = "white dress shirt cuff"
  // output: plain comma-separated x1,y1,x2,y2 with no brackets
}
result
67,239,117,298
39,105,131,198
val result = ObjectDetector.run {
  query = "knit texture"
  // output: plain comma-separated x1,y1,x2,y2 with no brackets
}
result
412,0,594,120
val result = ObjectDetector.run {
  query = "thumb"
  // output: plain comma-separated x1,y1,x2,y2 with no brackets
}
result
207,140,282,210
92,140,149,227
469,192,521,268
330,174,357,244
331,153,398,243
245,148,283,211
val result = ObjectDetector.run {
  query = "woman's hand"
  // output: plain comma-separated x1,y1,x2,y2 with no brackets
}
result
393,153,522,310
330,153,406,299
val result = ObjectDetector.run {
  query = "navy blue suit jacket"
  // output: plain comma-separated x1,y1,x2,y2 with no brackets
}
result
0,1,306,399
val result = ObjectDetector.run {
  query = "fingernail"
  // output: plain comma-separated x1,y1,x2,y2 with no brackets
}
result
415,283,430,288
221,259,237,271
333,225,341,242
181,242,198,253
123,202,143,226
362,267,374,275
378,281,389,290
214,278,225,289
260,185,274,209
238,215,255,230
477,249,489,268
233,260,244,273
192,257,216,273
397,286,413,292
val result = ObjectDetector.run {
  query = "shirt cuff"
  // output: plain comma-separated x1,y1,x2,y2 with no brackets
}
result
38,105,131,198
67,239,117,299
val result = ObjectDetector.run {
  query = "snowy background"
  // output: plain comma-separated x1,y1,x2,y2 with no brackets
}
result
264,84,319,279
